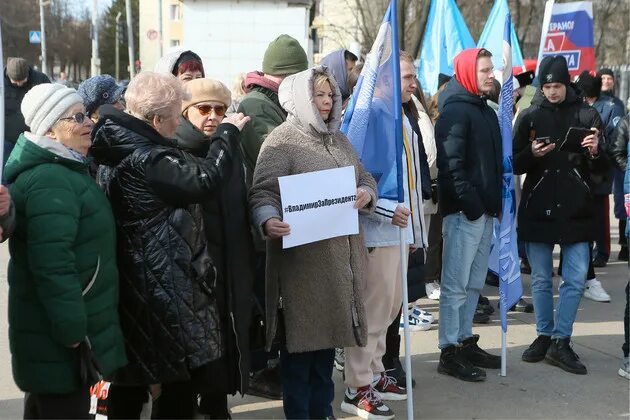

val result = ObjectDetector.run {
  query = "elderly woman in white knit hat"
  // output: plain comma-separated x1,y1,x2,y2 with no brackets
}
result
4,83,127,418
174,78,256,418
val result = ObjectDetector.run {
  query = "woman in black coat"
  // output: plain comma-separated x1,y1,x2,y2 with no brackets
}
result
174,78,256,418
90,72,250,419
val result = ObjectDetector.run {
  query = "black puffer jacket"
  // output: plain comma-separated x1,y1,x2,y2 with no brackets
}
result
91,105,236,385
3,68,50,145
435,78,502,220
175,118,255,395
513,87,609,244
611,113,629,171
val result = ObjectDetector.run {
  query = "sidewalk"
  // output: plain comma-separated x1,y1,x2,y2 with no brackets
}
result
0,243,628,419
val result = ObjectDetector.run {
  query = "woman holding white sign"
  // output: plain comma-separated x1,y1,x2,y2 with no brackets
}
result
249,65,376,420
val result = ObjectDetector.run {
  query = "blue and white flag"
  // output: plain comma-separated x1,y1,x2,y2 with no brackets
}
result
341,0,404,203
417,0,475,95
493,13,523,332
477,0,526,72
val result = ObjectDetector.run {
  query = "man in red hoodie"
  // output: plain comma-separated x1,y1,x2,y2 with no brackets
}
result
435,48,503,382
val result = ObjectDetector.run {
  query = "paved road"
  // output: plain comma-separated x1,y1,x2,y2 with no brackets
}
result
0,233,628,419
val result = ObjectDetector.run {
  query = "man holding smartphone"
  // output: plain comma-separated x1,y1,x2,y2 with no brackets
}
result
512,56,609,375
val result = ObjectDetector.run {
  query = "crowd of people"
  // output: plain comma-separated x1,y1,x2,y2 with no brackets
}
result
1,33,629,420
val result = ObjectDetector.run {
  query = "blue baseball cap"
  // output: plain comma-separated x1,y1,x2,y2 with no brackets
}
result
77,74,125,117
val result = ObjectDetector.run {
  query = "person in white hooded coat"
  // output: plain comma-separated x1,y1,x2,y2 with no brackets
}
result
249,65,376,419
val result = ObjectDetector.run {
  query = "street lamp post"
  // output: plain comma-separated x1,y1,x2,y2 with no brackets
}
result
115,12,122,80
126,0,135,77
39,0,48,76
91,0,100,77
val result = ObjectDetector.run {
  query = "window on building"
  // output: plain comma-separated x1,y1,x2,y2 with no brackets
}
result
170,39,181,47
170,4,181,21
311,28,322,55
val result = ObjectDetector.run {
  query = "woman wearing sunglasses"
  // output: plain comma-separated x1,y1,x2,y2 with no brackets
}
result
174,77,256,418
90,72,250,419
4,83,127,418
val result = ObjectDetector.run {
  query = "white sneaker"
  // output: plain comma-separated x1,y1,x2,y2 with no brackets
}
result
410,305,434,323
399,312,431,332
425,281,440,300
619,357,630,379
583,278,611,302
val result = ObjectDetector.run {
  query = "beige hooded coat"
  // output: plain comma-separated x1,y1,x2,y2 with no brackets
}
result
249,66,377,353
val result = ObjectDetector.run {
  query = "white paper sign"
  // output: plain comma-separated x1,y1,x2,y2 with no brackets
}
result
278,166,359,249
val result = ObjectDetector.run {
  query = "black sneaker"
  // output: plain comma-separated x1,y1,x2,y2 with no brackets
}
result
522,335,552,362
485,271,499,287
473,310,490,324
340,386,394,419
478,296,495,315
247,366,283,399
460,335,501,369
437,345,486,382
545,338,587,375
618,246,629,262
382,357,416,388
592,255,607,268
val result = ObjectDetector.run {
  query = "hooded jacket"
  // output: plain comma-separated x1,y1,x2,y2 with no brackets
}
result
90,105,236,385
154,50,204,76
360,97,429,249
5,133,126,394
319,49,351,99
174,117,255,394
249,66,377,353
513,86,609,244
3,67,50,147
435,75,503,221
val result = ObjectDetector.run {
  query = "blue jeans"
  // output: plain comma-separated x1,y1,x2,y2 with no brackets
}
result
525,242,589,339
438,212,494,349
280,348,334,419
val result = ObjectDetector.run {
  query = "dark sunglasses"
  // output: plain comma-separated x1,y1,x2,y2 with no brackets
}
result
59,112,88,124
193,104,226,117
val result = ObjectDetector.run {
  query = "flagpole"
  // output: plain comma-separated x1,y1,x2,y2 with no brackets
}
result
501,329,507,376
399,227,413,416
0,20,5,179
535,0,555,74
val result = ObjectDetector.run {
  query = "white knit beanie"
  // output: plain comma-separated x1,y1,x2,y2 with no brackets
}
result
21,83,84,136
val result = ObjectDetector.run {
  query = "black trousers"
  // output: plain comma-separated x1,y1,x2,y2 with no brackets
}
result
383,305,403,367
107,384,148,419
23,387,91,419
592,194,611,261
198,392,230,419
108,382,199,419
424,210,443,283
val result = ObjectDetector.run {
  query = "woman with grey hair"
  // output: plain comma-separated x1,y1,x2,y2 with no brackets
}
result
249,66,376,419
91,71,250,418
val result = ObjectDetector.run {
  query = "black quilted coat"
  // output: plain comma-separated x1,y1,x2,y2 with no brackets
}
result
91,105,236,385
175,117,255,395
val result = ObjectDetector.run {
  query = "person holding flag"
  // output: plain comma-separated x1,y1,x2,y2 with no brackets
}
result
341,47,429,418
513,56,609,375
435,48,503,382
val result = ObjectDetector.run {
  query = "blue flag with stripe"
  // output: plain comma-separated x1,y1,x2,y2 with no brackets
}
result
494,13,523,332
341,0,404,203
477,0,526,73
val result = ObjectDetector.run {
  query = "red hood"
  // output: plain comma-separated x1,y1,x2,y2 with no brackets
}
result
244,71,280,94
454,48,482,96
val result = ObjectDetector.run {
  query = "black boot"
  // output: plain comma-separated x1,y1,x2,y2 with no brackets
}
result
383,311,416,388
545,338,587,375
522,335,551,362
520,258,531,275
437,345,486,382
460,335,501,369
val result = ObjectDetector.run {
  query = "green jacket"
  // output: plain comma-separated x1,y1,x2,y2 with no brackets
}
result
237,86,287,188
4,134,127,394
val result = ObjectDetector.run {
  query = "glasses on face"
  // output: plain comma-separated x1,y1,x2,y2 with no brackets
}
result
59,112,88,124
193,104,226,117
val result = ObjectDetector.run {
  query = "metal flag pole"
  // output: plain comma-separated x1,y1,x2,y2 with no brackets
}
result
0,20,5,176
399,227,414,417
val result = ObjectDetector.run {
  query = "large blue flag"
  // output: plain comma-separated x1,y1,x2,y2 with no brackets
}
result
341,1,404,203
493,13,523,332
477,0,526,73
417,0,475,95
